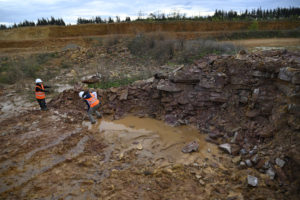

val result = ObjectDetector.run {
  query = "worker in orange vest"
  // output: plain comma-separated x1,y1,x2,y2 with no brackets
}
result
35,78,50,111
79,90,102,124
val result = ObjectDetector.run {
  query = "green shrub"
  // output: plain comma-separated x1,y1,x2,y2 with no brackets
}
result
88,77,140,89
127,34,240,64
60,61,72,69
249,20,259,31
0,57,42,84
36,52,59,64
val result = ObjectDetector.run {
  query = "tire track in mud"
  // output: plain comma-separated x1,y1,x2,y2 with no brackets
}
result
0,130,89,194
0,128,82,174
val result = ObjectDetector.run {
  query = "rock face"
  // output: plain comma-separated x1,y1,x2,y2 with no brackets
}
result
50,50,300,188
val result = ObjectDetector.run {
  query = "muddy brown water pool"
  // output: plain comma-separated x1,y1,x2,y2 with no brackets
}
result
94,116,217,167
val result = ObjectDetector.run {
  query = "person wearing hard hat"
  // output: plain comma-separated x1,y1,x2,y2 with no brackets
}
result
35,78,51,111
79,90,102,124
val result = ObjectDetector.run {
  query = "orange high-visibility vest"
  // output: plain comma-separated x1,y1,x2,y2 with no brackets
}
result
35,84,45,99
86,93,99,108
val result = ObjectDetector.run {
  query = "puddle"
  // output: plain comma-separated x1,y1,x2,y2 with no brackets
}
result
96,116,216,167
254,46,286,51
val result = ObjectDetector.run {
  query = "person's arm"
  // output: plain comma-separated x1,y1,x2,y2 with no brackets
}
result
35,87,49,93
92,91,97,99
44,85,51,89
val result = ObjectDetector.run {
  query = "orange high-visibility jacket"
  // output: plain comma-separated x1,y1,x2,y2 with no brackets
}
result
35,84,45,99
85,93,99,108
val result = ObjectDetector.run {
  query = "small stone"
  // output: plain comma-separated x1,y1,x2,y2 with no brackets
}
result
1,132,8,136
245,159,253,167
219,143,231,154
119,152,124,159
196,175,202,179
275,158,285,168
251,154,259,164
230,132,239,143
263,161,270,169
239,161,246,169
266,168,276,180
199,179,205,186
232,156,241,164
136,143,143,150
240,149,247,155
182,141,199,153
207,148,211,153
208,131,219,139
247,175,258,187
192,163,199,167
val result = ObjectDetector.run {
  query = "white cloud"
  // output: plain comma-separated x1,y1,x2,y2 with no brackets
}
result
0,0,299,24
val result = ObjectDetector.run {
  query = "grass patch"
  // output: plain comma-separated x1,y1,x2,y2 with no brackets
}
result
87,70,153,89
36,52,60,64
0,59,41,84
88,76,141,89
0,52,61,84
60,60,72,69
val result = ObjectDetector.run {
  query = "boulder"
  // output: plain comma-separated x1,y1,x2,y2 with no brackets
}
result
81,74,101,84
182,141,199,153
278,67,300,83
119,88,128,100
157,80,182,92
170,67,201,83
288,104,300,116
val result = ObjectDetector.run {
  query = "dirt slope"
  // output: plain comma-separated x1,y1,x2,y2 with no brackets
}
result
1,20,299,41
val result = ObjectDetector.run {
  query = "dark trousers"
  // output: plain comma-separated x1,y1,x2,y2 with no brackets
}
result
37,99,48,110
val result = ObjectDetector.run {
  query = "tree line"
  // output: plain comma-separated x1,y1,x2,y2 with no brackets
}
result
1,7,299,30
0,17,65,30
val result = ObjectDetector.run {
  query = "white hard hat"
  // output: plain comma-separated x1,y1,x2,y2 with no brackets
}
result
35,78,42,83
79,91,84,98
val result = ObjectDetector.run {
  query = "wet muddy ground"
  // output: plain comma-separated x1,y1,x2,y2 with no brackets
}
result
0,108,290,199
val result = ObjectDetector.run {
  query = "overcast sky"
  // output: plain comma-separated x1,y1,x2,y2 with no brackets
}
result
0,0,299,25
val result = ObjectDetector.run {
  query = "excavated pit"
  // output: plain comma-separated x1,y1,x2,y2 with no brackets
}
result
0,50,300,199
49,49,300,198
